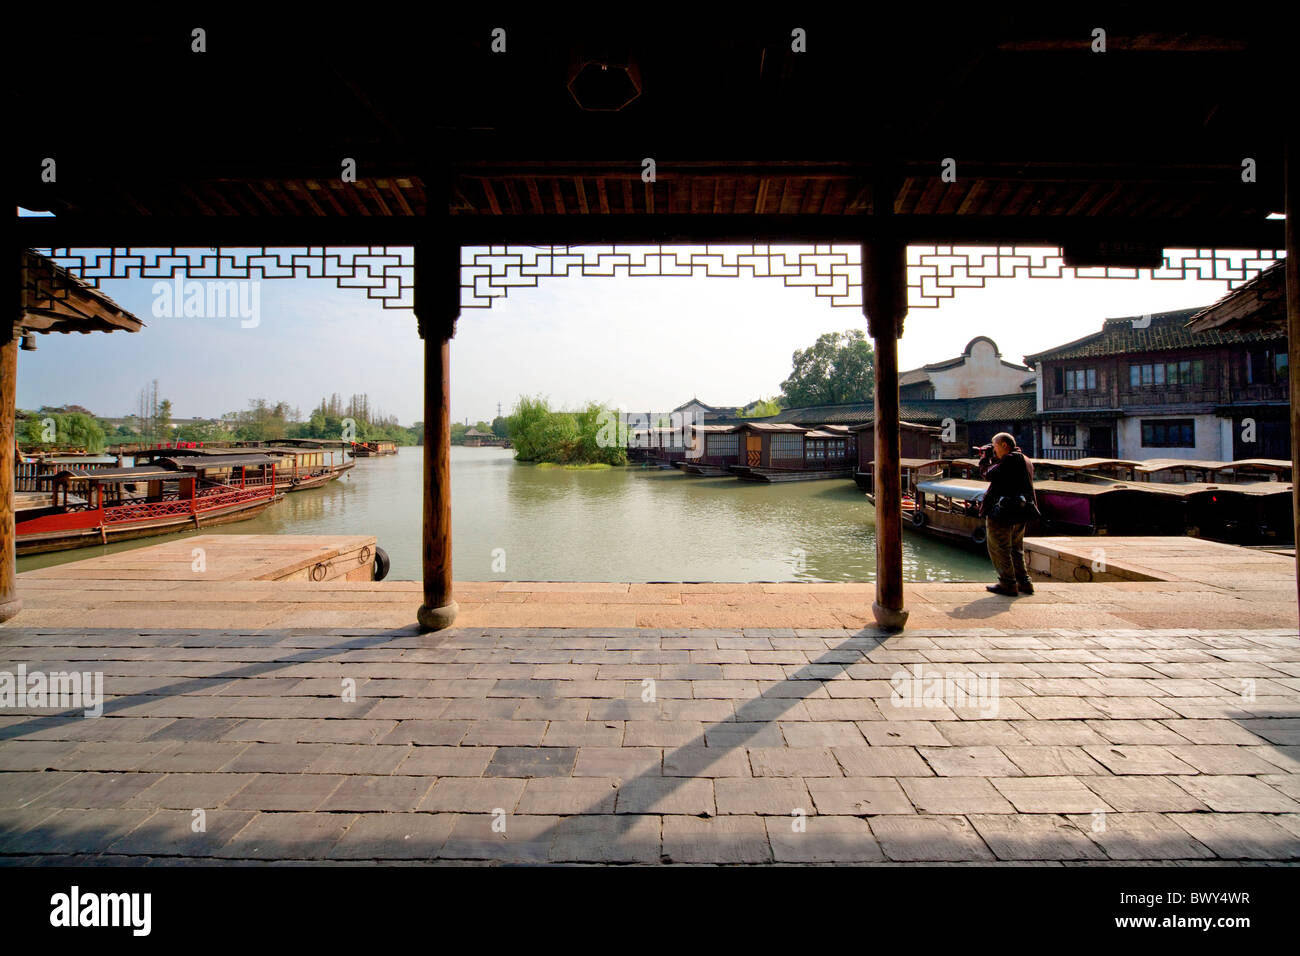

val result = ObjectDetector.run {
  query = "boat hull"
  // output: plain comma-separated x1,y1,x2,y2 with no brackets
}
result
279,471,337,492
678,462,733,477
17,495,282,556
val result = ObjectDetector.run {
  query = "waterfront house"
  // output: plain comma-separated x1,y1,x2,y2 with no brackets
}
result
727,422,858,481
851,420,944,492
678,424,742,476
730,421,810,468
1024,306,1289,462
1183,261,1290,461
763,394,1035,458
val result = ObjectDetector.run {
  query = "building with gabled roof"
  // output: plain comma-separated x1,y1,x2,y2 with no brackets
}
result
1024,307,1288,462
899,336,1032,401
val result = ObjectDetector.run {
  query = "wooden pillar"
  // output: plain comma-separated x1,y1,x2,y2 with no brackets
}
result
415,242,459,631
0,328,20,623
1286,143,1299,630
864,238,909,630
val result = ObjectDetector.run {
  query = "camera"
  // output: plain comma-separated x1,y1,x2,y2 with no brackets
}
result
974,443,995,461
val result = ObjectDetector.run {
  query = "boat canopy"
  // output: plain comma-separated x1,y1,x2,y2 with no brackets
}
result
1225,459,1291,471
1131,480,1294,497
156,454,281,470
258,438,353,448
916,478,989,501
51,466,178,484
1041,457,1142,471
1134,458,1230,475
1032,480,1131,496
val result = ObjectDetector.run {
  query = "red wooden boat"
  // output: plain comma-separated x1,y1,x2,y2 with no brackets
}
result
16,455,283,555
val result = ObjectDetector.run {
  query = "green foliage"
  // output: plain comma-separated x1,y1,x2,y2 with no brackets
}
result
19,411,106,453
491,416,509,438
741,397,783,418
780,330,876,408
506,395,627,465
173,420,225,443
282,394,416,446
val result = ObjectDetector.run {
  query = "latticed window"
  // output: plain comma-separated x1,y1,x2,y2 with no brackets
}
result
708,434,738,458
1064,368,1096,391
1052,424,1076,447
807,441,826,461
770,434,803,460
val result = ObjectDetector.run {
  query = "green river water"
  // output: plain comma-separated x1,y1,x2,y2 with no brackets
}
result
17,446,996,583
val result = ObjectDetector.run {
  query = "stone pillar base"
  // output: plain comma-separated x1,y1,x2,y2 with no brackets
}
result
417,600,459,632
0,598,21,624
871,601,908,631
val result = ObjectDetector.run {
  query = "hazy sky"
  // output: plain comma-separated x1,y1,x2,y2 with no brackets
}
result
17,243,1254,426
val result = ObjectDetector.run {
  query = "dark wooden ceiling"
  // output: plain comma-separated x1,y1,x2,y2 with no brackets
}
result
13,11,1289,248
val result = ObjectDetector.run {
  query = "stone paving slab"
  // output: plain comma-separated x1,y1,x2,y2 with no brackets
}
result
1,624,1298,864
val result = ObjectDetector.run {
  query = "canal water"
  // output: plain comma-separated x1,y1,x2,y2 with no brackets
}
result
17,446,995,583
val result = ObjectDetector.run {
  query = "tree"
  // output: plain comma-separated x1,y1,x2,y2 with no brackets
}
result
491,416,509,438
741,397,782,418
20,411,106,453
174,420,224,443
780,330,876,408
156,399,173,436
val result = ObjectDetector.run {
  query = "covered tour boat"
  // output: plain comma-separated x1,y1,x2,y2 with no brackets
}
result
351,439,398,457
136,444,350,492
15,455,283,555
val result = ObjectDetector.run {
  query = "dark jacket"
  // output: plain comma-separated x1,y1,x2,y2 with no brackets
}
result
979,448,1036,520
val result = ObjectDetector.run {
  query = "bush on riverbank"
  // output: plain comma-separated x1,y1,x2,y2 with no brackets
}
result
507,396,627,466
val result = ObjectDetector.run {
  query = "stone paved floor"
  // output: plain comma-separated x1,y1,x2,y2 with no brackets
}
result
1,625,1298,864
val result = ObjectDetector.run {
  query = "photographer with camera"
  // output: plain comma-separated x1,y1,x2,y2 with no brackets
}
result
977,432,1040,597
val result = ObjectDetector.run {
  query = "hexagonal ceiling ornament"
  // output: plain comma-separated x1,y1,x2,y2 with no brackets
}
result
567,58,642,111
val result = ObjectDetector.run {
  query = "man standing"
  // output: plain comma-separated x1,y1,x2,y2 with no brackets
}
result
979,432,1037,597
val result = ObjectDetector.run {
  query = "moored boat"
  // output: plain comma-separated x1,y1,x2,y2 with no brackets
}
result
135,445,349,492
16,455,283,555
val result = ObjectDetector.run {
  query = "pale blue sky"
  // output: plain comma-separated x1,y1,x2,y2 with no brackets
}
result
17,240,1259,426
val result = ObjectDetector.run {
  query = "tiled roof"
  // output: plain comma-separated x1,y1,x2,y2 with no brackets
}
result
1023,307,1284,364
763,394,1035,427
965,393,1038,422
1187,262,1286,333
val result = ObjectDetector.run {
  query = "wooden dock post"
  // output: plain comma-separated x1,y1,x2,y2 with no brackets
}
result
414,242,459,631
865,236,909,630
0,327,21,623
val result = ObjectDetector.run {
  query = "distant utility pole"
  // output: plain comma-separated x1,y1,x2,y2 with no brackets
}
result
497,401,502,418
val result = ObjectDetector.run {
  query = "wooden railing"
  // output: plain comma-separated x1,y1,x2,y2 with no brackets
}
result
1040,448,1088,460
1119,387,1221,406
15,460,119,491
1228,383,1288,403
1043,394,1114,410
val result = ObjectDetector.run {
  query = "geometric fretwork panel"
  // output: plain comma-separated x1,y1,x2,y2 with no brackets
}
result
33,247,415,309
461,244,864,309
907,246,1285,309
32,244,1285,314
